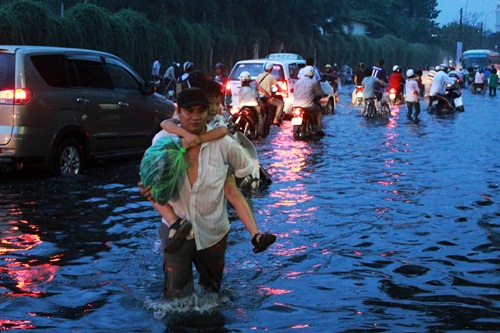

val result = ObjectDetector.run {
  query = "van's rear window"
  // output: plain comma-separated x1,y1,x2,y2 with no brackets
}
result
0,54,15,90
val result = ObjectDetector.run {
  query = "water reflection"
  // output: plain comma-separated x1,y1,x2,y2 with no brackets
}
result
0,90,499,332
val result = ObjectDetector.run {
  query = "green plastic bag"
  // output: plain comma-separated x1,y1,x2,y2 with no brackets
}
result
140,136,187,205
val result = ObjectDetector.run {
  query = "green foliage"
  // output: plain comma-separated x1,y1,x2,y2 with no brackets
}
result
0,0,448,79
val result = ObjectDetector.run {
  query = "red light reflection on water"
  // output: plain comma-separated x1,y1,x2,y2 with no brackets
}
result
259,287,292,296
1,261,58,297
1,219,59,298
0,319,35,330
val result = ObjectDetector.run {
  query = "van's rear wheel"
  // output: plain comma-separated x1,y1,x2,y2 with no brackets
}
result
54,138,83,175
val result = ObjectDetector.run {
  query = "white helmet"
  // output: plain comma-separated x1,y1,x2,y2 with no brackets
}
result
239,71,252,82
406,69,414,77
303,65,315,78
183,61,193,71
435,65,442,71
393,65,399,71
263,62,274,71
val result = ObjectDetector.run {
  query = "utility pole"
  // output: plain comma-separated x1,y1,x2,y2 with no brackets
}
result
479,22,483,48
457,8,463,67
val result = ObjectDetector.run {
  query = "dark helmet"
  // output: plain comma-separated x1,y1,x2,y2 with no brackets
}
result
215,62,224,69
377,58,385,66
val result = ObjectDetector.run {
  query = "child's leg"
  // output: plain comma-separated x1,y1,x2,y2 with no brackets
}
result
224,172,259,237
224,172,276,253
152,201,192,254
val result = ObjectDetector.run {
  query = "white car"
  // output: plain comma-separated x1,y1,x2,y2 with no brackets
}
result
226,53,306,118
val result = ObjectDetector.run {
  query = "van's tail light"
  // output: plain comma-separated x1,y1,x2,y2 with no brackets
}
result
277,80,288,92
225,80,231,94
0,88,33,104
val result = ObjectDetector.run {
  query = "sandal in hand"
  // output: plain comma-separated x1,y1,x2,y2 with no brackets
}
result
251,232,276,253
165,218,192,254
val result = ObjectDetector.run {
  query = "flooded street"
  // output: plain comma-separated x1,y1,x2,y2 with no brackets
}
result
1,87,499,332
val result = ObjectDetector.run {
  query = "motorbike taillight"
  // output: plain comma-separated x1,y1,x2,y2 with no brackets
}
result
230,106,239,115
293,108,303,117
389,88,396,94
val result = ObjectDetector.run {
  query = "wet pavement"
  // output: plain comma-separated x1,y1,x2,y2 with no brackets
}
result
1,86,499,332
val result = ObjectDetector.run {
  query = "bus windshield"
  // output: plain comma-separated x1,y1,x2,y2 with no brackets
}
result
461,50,500,70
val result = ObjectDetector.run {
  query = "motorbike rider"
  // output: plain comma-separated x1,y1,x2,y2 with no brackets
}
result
293,66,325,136
238,71,265,138
256,62,285,126
474,69,486,93
361,68,388,116
428,65,454,109
389,65,405,99
175,61,194,98
323,64,340,102
212,62,228,86
352,62,367,103
298,57,322,81
371,58,388,83
162,61,180,98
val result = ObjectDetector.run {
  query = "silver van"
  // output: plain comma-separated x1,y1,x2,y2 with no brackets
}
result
0,46,175,175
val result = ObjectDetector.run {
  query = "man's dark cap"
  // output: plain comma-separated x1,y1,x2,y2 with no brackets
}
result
177,88,209,109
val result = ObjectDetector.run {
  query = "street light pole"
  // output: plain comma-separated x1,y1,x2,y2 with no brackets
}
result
481,10,497,49
484,10,496,33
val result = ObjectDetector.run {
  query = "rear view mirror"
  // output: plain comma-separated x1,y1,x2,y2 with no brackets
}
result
141,81,155,95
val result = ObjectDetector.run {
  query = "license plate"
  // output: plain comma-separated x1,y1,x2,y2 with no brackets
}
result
356,92,363,98
454,97,463,107
291,117,303,125
432,99,439,106
390,93,396,99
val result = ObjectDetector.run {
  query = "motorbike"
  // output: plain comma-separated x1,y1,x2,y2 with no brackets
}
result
354,85,363,105
228,105,261,140
291,106,317,140
430,81,464,114
388,84,405,106
362,86,391,119
230,131,272,189
259,85,284,132
471,82,485,94
362,96,391,119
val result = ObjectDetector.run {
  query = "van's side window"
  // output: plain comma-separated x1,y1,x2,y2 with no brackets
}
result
68,56,113,89
105,63,139,91
288,64,299,79
31,55,70,88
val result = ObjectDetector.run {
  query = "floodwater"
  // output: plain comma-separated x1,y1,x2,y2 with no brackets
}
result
1,87,499,333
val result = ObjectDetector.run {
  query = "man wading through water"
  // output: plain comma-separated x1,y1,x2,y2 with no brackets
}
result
139,88,276,299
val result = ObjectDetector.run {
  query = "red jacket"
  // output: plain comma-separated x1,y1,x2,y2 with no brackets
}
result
389,72,404,90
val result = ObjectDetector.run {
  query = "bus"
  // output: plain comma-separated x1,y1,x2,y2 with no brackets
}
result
460,49,500,70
